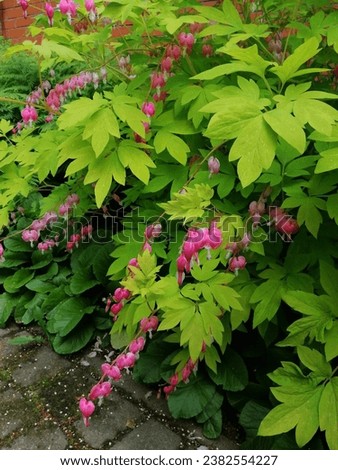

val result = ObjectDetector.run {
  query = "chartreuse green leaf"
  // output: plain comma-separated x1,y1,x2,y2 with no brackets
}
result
118,141,156,185
154,130,190,165
279,291,335,347
158,184,213,222
270,37,321,85
297,346,332,377
180,312,205,362
259,361,337,449
263,108,306,154
57,95,105,129
122,251,160,297
82,107,120,157
158,298,195,330
293,97,338,136
315,147,338,174
325,321,338,361
199,302,224,347
259,378,323,447
319,378,338,450
229,115,277,187
84,154,120,207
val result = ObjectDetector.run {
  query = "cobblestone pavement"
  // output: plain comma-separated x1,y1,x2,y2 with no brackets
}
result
0,324,240,450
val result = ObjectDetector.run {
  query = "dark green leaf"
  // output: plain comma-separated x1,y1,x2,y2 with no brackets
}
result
52,323,94,354
168,376,216,419
209,347,248,391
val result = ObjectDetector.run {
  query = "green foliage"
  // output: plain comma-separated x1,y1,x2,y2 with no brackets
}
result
0,0,338,450
0,38,39,122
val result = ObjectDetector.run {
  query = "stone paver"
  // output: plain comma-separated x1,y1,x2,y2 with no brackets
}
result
111,419,182,450
75,393,143,449
12,346,70,387
6,424,68,450
0,324,240,450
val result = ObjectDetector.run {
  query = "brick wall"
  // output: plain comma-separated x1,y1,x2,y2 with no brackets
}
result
0,0,221,44
1,0,44,42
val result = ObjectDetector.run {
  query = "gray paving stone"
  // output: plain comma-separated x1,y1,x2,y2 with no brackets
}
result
11,346,70,387
0,337,18,367
0,409,22,439
75,393,143,449
0,389,39,440
0,390,24,439
112,374,172,418
6,424,68,450
110,419,182,450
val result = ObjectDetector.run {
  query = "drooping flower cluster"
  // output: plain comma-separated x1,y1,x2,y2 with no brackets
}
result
18,193,92,253
81,254,161,427
163,358,197,397
16,69,106,131
176,221,223,285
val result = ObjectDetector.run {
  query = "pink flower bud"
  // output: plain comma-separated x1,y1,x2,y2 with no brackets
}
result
58,203,70,217
182,241,197,261
31,219,47,232
141,102,156,118
59,0,69,14
140,316,159,333
79,397,95,427
101,363,122,381
0,242,5,262
18,0,29,18
163,384,175,397
81,225,93,238
21,106,38,125
116,353,136,370
202,44,213,57
45,2,54,25
110,302,123,316
176,253,188,272
229,256,247,274
208,156,220,175
70,233,81,247
182,364,192,383
208,224,222,249
22,229,39,244
66,193,80,206
37,242,49,253
151,72,166,89
84,0,95,12
129,337,145,354
166,44,181,61
161,57,172,74
275,217,299,236
66,241,75,252
89,382,112,400
142,241,152,253
144,223,162,239
241,233,251,248
169,373,179,386
178,32,195,48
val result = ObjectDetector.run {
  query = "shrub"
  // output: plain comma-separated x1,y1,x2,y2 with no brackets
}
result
0,0,338,449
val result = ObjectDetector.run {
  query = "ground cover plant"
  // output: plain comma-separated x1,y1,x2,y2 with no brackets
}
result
0,0,338,449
